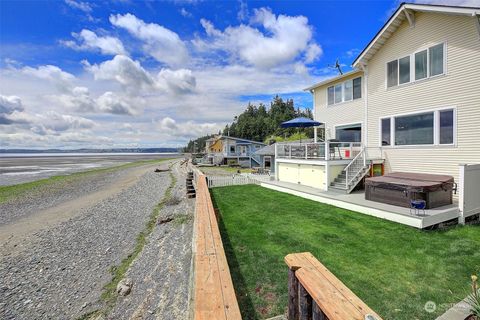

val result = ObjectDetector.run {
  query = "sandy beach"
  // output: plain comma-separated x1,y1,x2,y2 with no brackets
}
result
0,159,194,319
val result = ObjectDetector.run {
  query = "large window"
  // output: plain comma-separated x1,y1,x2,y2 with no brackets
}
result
327,77,362,106
335,123,362,142
387,43,445,88
395,112,434,145
380,108,455,146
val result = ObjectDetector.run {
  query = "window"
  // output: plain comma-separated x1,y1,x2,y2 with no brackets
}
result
335,124,362,142
395,112,434,145
429,43,444,77
353,77,362,99
344,80,353,101
415,50,427,80
439,110,454,144
230,145,236,153
387,43,445,87
381,118,391,146
399,56,410,84
387,60,398,87
334,84,342,104
327,86,334,105
380,108,454,146
327,77,362,106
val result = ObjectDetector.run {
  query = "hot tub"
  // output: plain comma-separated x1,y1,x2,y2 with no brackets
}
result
365,172,455,209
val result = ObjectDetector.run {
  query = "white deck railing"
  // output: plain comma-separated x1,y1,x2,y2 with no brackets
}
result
276,141,362,161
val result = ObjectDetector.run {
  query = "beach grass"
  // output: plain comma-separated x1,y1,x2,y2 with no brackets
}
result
0,158,171,204
210,184,480,320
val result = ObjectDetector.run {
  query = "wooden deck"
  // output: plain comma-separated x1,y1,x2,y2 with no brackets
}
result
285,252,383,320
193,173,242,320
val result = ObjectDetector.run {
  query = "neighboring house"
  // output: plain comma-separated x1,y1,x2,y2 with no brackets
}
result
204,135,266,167
275,3,480,214
254,144,276,173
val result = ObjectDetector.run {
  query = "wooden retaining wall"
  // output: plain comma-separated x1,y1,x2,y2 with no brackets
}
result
192,172,242,320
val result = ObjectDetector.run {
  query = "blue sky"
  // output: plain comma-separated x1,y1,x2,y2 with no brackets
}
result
0,0,463,148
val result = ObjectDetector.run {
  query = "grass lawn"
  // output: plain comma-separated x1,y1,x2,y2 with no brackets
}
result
210,185,480,320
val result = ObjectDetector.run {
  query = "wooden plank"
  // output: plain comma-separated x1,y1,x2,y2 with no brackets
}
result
296,268,364,320
193,174,242,320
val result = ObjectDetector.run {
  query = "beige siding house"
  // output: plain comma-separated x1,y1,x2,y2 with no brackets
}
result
273,3,480,226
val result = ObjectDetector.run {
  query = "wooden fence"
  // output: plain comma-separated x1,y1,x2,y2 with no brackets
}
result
206,175,260,188
192,172,242,320
285,252,383,320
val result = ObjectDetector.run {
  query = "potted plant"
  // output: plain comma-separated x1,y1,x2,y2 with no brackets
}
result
466,275,480,320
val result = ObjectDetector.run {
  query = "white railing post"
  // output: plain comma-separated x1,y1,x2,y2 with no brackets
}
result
289,145,292,158
325,141,329,160
305,144,308,159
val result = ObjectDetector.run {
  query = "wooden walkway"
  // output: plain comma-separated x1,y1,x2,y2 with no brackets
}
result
193,173,242,320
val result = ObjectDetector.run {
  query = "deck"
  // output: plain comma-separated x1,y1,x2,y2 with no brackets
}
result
260,180,460,229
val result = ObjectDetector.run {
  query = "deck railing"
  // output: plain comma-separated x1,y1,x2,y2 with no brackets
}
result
276,142,362,161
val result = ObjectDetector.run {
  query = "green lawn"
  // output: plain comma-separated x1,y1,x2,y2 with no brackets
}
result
210,185,480,320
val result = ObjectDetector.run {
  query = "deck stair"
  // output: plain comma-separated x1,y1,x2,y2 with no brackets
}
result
330,147,370,193
186,171,196,198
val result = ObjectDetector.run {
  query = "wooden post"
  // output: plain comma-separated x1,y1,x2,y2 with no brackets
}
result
312,301,326,320
298,283,312,320
288,268,299,320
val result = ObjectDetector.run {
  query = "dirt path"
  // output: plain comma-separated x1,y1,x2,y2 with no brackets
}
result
0,163,162,254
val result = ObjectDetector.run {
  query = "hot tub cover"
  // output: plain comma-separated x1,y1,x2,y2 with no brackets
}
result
365,172,454,193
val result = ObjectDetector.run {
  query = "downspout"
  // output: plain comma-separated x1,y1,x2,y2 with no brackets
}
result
312,89,317,143
363,64,369,153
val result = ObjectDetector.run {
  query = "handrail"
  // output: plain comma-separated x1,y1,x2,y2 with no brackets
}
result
345,147,366,189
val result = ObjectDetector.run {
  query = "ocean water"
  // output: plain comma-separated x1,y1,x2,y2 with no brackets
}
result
0,153,179,186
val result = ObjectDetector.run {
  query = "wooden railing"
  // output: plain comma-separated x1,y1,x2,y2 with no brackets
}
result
193,172,242,320
285,252,383,320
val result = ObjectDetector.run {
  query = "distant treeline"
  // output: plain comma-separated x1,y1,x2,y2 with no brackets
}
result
185,95,313,153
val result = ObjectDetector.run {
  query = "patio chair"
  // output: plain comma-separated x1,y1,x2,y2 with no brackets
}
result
410,199,426,216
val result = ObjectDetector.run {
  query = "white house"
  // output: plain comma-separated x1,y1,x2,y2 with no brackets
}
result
273,3,480,226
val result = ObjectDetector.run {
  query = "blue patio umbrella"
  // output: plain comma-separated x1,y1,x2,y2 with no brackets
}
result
280,117,321,128
281,117,322,142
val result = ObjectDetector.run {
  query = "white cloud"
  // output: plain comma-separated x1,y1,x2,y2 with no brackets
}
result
61,29,126,56
22,65,75,92
196,7,322,69
83,55,154,92
84,55,196,95
109,13,189,67
158,117,221,138
65,0,92,13
180,8,192,18
97,92,137,115
0,95,24,124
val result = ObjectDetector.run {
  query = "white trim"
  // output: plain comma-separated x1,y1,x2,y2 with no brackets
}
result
379,106,457,148
276,158,350,166
458,164,466,225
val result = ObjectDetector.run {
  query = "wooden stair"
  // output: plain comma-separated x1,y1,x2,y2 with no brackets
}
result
186,171,196,198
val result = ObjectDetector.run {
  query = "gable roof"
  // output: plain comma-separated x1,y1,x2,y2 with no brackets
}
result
353,2,480,68
217,136,266,146
304,69,363,92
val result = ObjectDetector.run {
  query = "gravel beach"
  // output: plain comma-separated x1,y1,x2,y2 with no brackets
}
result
0,159,195,320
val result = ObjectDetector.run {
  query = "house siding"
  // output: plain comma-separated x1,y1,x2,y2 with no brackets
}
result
366,11,480,183
313,71,365,141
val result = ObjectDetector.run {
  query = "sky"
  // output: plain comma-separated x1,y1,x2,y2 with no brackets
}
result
0,0,478,149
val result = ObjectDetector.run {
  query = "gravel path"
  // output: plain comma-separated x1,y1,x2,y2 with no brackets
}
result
0,160,179,319
107,160,194,320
